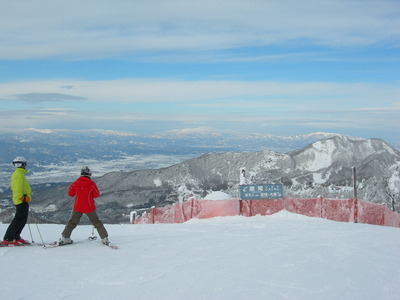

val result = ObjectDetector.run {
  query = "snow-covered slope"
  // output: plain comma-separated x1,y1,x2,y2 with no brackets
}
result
1,212,399,300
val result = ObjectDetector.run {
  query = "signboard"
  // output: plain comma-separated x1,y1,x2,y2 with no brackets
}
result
239,184,283,200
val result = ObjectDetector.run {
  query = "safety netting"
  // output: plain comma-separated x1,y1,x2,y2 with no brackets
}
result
133,197,400,228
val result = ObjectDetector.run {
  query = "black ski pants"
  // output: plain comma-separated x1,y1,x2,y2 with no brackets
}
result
3,202,29,241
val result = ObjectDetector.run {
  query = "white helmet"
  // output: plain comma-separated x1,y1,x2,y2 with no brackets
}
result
12,156,27,168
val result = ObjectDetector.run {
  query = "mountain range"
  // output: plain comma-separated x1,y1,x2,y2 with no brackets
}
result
0,128,345,188
1,130,397,224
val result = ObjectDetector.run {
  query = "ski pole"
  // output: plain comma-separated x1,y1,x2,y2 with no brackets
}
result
27,223,34,243
30,210,45,246
88,226,97,241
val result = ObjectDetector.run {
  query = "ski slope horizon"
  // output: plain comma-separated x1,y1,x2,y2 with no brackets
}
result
1,211,399,300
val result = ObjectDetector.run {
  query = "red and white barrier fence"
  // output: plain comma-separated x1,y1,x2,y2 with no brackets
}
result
132,197,400,228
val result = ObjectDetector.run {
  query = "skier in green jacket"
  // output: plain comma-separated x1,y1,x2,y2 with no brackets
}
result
1,156,32,246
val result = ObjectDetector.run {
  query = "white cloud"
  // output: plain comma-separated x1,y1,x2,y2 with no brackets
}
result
0,78,398,136
9,93,86,103
1,0,399,60
0,79,398,105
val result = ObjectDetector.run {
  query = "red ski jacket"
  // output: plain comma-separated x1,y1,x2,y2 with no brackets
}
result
68,176,100,213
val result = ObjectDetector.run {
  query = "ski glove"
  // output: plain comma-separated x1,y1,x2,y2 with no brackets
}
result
20,195,31,202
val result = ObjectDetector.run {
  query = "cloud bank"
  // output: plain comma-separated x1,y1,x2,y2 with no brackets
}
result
1,0,399,60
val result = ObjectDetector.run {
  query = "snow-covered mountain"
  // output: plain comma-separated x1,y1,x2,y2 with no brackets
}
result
18,135,400,224
0,128,345,188
0,128,344,163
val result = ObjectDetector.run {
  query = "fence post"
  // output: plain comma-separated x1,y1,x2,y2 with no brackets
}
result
182,202,187,222
319,196,323,219
249,200,252,217
352,167,359,223
130,211,137,224
190,199,194,220
353,198,358,223
151,206,155,224
352,167,358,199
239,199,243,216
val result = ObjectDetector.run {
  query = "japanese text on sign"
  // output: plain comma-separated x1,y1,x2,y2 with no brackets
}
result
239,184,283,200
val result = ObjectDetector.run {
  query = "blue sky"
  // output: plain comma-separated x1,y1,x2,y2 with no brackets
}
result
0,0,399,144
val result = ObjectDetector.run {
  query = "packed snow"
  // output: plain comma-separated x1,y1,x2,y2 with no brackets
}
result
1,211,399,300
204,191,232,200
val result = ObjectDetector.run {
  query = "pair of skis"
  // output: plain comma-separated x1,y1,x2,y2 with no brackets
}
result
1,238,118,250
2,226,118,249
0,242,33,248
40,237,119,249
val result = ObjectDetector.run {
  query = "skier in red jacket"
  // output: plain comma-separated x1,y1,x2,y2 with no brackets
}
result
60,166,110,245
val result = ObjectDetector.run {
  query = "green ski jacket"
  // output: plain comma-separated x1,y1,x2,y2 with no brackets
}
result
10,168,32,205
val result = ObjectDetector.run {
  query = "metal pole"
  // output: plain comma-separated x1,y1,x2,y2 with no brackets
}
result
27,223,34,243
352,167,358,223
88,226,97,240
240,167,246,185
30,210,46,246
352,167,357,199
